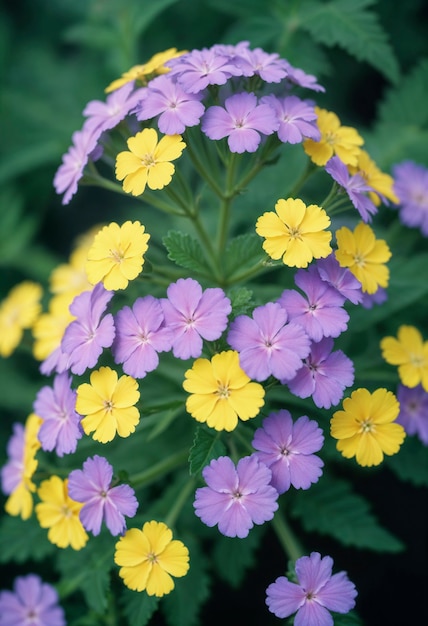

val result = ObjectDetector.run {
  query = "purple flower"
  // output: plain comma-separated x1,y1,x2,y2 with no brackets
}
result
266,552,357,624
233,46,289,82
315,254,363,305
252,411,324,494
278,266,349,342
261,95,320,144
34,373,82,456
287,337,354,408
1,423,25,496
396,384,428,445
194,455,278,538
83,81,146,138
53,126,99,205
136,75,205,134
68,455,138,536
0,574,65,626
202,92,279,153
360,286,388,309
112,295,172,378
61,283,115,375
166,47,242,94
325,156,379,222
283,60,325,92
227,302,310,382
161,278,231,360
392,160,428,236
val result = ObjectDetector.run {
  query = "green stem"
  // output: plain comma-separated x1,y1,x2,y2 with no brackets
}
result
216,152,238,254
287,158,318,198
184,132,224,197
130,448,189,489
164,477,196,528
271,509,304,563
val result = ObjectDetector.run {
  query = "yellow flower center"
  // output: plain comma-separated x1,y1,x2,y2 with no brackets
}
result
147,551,159,563
360,419,374,433
409,352,424,367
216,384,230,399
104,399,114,412
110,248,125,263
325,130,336,146
353,253,366,267
61,504,73,518
287,226,302,240
141,153,156,167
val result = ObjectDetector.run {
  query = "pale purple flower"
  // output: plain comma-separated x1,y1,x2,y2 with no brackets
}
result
227,302,311,382
315,254,363,305
325,156,379,222
34,373,82,456
68,455,138,536
392,160,428,236
61,283,115,375
233,46,289,82
160,278,231,360
194,455,279,538
278,266,349,342
252,411,324,494
112,295,172,378
360,286,388,309
53,126,99,205
136,75,205,134
166,47,242,94
0,574,65,626
287,337,354,408
40,344,72,377
1,423,25,496
202,92,279,153
261,95,320,144
283,60,325,92
396,384,428,445
266,552,357,624
83,81,146,137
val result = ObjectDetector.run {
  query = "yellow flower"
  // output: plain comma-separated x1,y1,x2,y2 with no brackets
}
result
303,107,364,167
335,222,391,294
349,150,399,206
35,476,88,550
331,388,405,467
183,350,265,432
76,366,140,443
0,281,42,357
256,198,332,268
115,128,186,197
32,296,75,362
380,325,428,391
114,521,189,596
49,245,93,306
105,48,185,92
85,221,150,291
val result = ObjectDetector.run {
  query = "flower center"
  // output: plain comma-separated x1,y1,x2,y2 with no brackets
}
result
110,248,125,263
360,419,374,433
410,352,425,367
104,399,114,412
61,504,73,518
147,551,159,563
141,153,156,167
353,253,366,267
287,226,302,240
216,384,230,399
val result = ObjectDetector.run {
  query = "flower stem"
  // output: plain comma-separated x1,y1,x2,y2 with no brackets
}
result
271,509,304,563
130,448,189,489
164,476,196,528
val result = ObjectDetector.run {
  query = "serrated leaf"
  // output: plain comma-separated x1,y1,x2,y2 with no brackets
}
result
377,58,428,126
188,427,226,476
163,230,211,275
227,286,254,317
212,524,265,588
290,475,404,552
385,436,428,487
0,514,55,563
121,589,159,626
224,233,265,278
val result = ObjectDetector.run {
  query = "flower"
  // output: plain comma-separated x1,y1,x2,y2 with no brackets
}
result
161,277,231,360
396,384,428,445
34,373,82,456
233,45,289,82
183,350,265,431
315,254,363,305
392,160,428,236
380,325,428,391
83,82,145,138
33,297,75,373
35,476,89,550
303,107,364,166
76,366,140,443
194,455,279,538
330,388,406,466
350,150,398,205
256,198,332,268
227,302,311,382
0,574,66,626
202,92,279,153
0,281,42,357
105,48,184,92
252,411,324,493
283,60,325,92
114,520,189,596
112,295,172,378
166,47,242,93
335,222,392,294
266,552,357,624
115,128,185,196
68,455,138,535
261,94,320,144
287,337,355,409
85,221,150,290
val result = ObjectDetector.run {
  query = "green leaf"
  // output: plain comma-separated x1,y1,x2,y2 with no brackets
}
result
0,514,55,563
290,475,404,552
188,427,226,476
224,233,265,279
332,611,364,626
212,524,265,588
385,436,428,487
163,230,211,275
121,589,159,626
377,58,428,127
299,0,400,83
204,0,268,18
227,286,254,317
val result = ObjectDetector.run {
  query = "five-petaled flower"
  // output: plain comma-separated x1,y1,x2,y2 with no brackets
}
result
380,325,428,391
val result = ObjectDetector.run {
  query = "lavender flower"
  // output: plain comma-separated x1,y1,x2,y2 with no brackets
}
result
166,47,242,93
0,574,65,626
287,337,354,409
261,95,320,144
160,278,231,360
252,410,324,494
112,295,172,378
194,455,278,538
315,254,363,305
266,552,357,623
392,160,428,236
1,423,25,496
227,302,311,382
396,384,428,445
278,266,349,342
283,60,325,92
68,455,138,536
233,46,289,82
61,283,115,375
34,373,82,456
136,75,205,134
83,81,146,138
202,92,279,153
360,286,388,309
325,156,379,222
